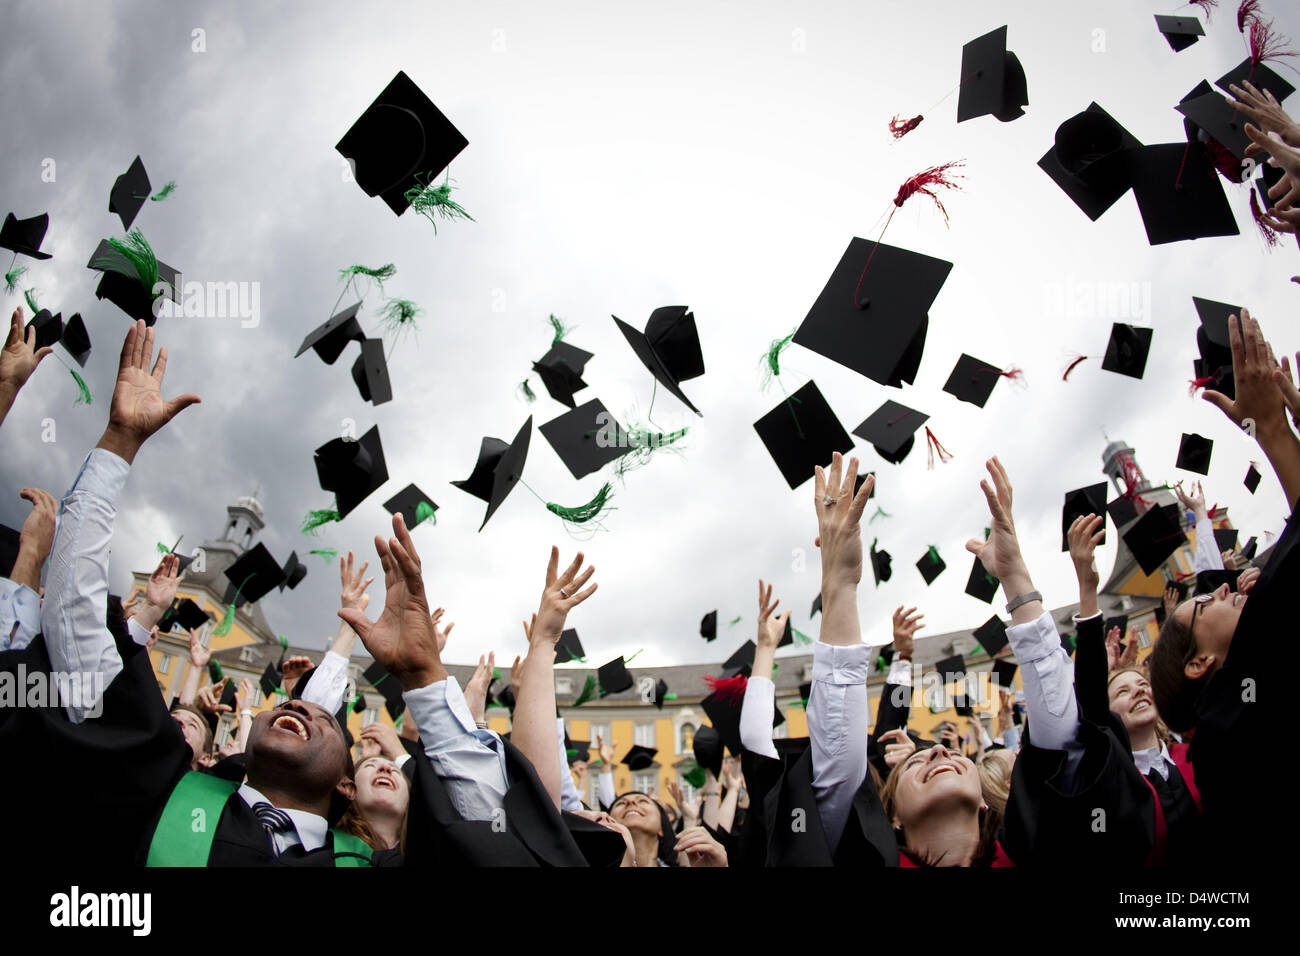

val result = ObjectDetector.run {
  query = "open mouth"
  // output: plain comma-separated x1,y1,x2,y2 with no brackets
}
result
373,775,397,791
924,764,958,783
272,713,309,740
1131,699,1151,715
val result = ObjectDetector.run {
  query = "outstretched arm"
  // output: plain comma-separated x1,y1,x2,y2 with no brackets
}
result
739,578,786,759
300,551,374,713
1,487,56,651
0,307,53,428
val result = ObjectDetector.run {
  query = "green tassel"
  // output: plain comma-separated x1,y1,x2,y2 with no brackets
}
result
404,172,475,233
156,542,171,555
23,288,38,313
394,713,404,733
415,501,437,526
565,748,579,759
518,378,537,403
4,266,26,294
491,668,502,683
927,545,941,563
93,229,160,294
790,626,813,646
614,420,689,478
794,697,809,710
301,507,341,535
308,548,338,563
548,313,570,345
278,635,289,649
339,263,396,294
379,298,422,335
150,181,177,201
772,663,779,677
70,369,92,406
546,482,615,525
572,674,598,707
869,506,892,523
624,649,644,665
728,616,742,627
208,661,223,683
679,758,707,789
664,692,678,701
212,604,237,637
759,328,797,389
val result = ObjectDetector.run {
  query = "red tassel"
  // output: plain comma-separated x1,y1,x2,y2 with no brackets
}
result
1191,0,1219,19
892,160,966,225
997,366,1024,381
1238,0,1261,33
1248,14,1298,66
1062,355,1088,381
1251,190,1283,248
925,426,953,470
889,114,924,140
1188,373,1219,395
1204,141,1242,182
703,674,748,706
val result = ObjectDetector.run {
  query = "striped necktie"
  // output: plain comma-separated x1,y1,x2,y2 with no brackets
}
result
252,802,296,857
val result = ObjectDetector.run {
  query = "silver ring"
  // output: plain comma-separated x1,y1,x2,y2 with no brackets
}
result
559,588,569,597
823,496,836,506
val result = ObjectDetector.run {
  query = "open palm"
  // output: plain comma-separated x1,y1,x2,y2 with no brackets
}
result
105,320,200,450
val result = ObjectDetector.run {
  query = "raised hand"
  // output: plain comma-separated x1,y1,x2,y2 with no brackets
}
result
597,732,615,771
813,452,874,589
187,629,211,668
1273,351,1300,429
145,626,159,651
8,487,57,590
1174,480,1208,520
339,550,373,611
531,547,598,645
891,606,923,661
1163,585,1181,620
755,578,789,649
430,606,455,653
1239,566,1262,594
1245,125,1300,203
146,552,182,612
675,825,728,867
0,306,52,404
1230,82,1300,146
878,728,916,769
235,677,254,712
1067,513,1105,617
510,652,523,702
1203,311,1288,441
280,656,313,695
1117,631,1138,669
96,319,201,465
1105,625,1123,672
359,720,406,761
464,652,494,723
195,678,231,716
965,458,1033,605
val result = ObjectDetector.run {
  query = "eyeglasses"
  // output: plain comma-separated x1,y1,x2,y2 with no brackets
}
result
1184,593,1214,667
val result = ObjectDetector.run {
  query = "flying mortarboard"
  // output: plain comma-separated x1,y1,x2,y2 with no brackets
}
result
295,303,366,365
1192,296,1237,400
612,306,705,416
1242,536,1258,560
934,653,967,684
753,380,853,488
109,156,151,231
259,662,284,699
810,593,822,617
1104,614,1128,639
597,656,635,697
620,744,657,771
159,598,210,632
870,539,892,586
1176,433,1213,475
721,641,756,679
452,418,531,530
693,724,724,776
59,313,91,368
965,554,999,603
1101,323,1152,379
1245,463,1261,494
25,310,62,350
0,212,52,260
1215,58,1295,104
1155,14,1205,52
555,628,586,664
351,338,393,405
279,551,308,591
1130,143,1240,245
853,400,929,465
532,341,593,409
942,354,1009,407
1108,493,1140,529
957,25,1028,123
1121,502,1188,575
1062,483,1109,552
1196,568,1242,594
700,610,717,642
972,615,1008,656
566,738,591,766
1176,86,1252,166
700,692,744,756
223,542,287,607
540,399,628,479
314,424,389,519
86,237,181,324
1038,103,1143,221
1213,527,1239,553
383,483,438,529
916,546,945,585
794,238,951,387
336,70,469,216
991,658,1018,689
362,660,406,720
651,678,673,710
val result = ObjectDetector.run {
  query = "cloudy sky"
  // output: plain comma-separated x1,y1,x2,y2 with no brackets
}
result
3,0,1299,670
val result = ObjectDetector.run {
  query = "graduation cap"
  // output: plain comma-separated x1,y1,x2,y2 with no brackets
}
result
566,738,591,766
362,660,406,720
1104,614,1129,641
916,546,945,585
620,744,657,771
0,212,52,260
1245,463,1261,494
314,424,389,520
295,303,365,365
933,653,967,684
1062,482,1109,552
991,658,1018,689
942,354,1011,408
954,696,974,718
700,610,717,642
351,338,393,405
1196,568,1241,594
972,615,1008,656
1121,503,1188,575
223,543,287,607
1101,323,1152,379
699,692,743,756
1038,103,1142,221
1242,536,1258,560
555,628,586,664
965,555,999,603
753,380,854,489
24,310,62,350
853,400,929,465
1130,143,1239,245
1176,433,1213,475
1213,527,1239,553
279,552,308,592
1155,14,1204,52
1192,296,1237,401
0,524,18,577
1177,85,1252,166
532,341,593,409
721,641,756,679
87,238,181,325
597,656,634,697
693,723,724,776
59,313,91,368
495,684,516,711
870,539,892,586
612,306,705,416
810,592,822,617
875,646,895,673
540,399,628,479
336,70,469,216
1215,58,1295,104
794,238,951,387
651,678,673,710
109,156,151,231
159,598,210,632
218,678,238,713
452,418,531,530
259,662,284,699
1108,493,1140,529
383,483,438,529
957,25,1027,123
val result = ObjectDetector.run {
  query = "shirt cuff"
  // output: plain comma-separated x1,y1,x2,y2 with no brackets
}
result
812,641,871,684
885,658,913,687
1070,610,1102,624
68,448,132,505
127,615,154,647
1005,611,1062,665
404,676,477,735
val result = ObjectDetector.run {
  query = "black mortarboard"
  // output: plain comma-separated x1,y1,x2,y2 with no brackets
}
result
223,542,287,606
160,597,210,632
260,662,283,699
1196,568,1241,594
810,592,822,617
1176,433,1213,475
597,656,634,697
362,660,406,720
700,610,717,642
1130,143,1239,245
219,679,238,714
540,399,628,479
383,483,438,529
1101,323,1152,379
972,615,1008,656
620,744,657,771
0,212,52,260
1213,527,1238,553
693,723,724,776
1062,483,1109,552
778,616,794,648
855,472,876,499
954,697,974,718
1108,494,1140,529
965,555,999,603
916,547,945,585
336,70,469,216
870,540,892,586
496,684,516,711
1155,14,1204,52
652,678,672,710
1257,160,1285,209
452,418,531,530
87,239,181,325
957,25,1027,123
794,238,951,387
942,354,1006,407
1104,614,1128,638
1177,87,1251,165
532,341,593,409
721,641,756,680
700,692,743,756
555,628,586,664
59,313,91,368
991,658,1018,689
0,524,18,577
295,302,365,365
279,551,308,591
314,424,389,519
25,310,62,350
109,156,151,231
1245,463,1261,494
753,380,853,488
934,653,966,684
1215,58,1295,104
1038,103,1142,221
612,306,705,416
351,338,393,405
798,680,813,702
853,400,929,465
1242,536,1258,560
1193,295,1237,401
566,738,591,765
1122,503,1188,575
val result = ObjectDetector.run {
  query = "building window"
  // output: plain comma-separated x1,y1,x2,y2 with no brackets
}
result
677,722,695,754
156,653,172,674
239,647,256,664
555,677,573,696
632,771,657,793
634,722,656,747
588,722,611,751
1137,626,1152,649
676,777,699,806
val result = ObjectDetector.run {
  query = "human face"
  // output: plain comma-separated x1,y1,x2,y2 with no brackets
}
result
610,792,662,837
1173,585,1244,677
891,745,983,829
246,699,352,797
1108,670,1157,736
171,710,208,763
354,756,410,818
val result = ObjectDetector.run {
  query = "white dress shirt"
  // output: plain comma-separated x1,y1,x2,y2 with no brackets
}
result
1132,742,1173,781
557,717,585,812
403,676,509,822
597,766,616,809
1010,610,1085,784
40,448,132,723
1193,515,1225,574
0,577,41,651
236,782,328,853
807,640,871,853
739,676,779,759
299,650,350,714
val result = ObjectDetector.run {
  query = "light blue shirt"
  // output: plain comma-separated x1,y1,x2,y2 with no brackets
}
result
807,640,872,852
0,577,41,651
404,676,509,822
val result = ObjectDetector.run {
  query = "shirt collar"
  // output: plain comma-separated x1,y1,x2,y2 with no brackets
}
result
237,783,330,852
1132,741,1172,779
